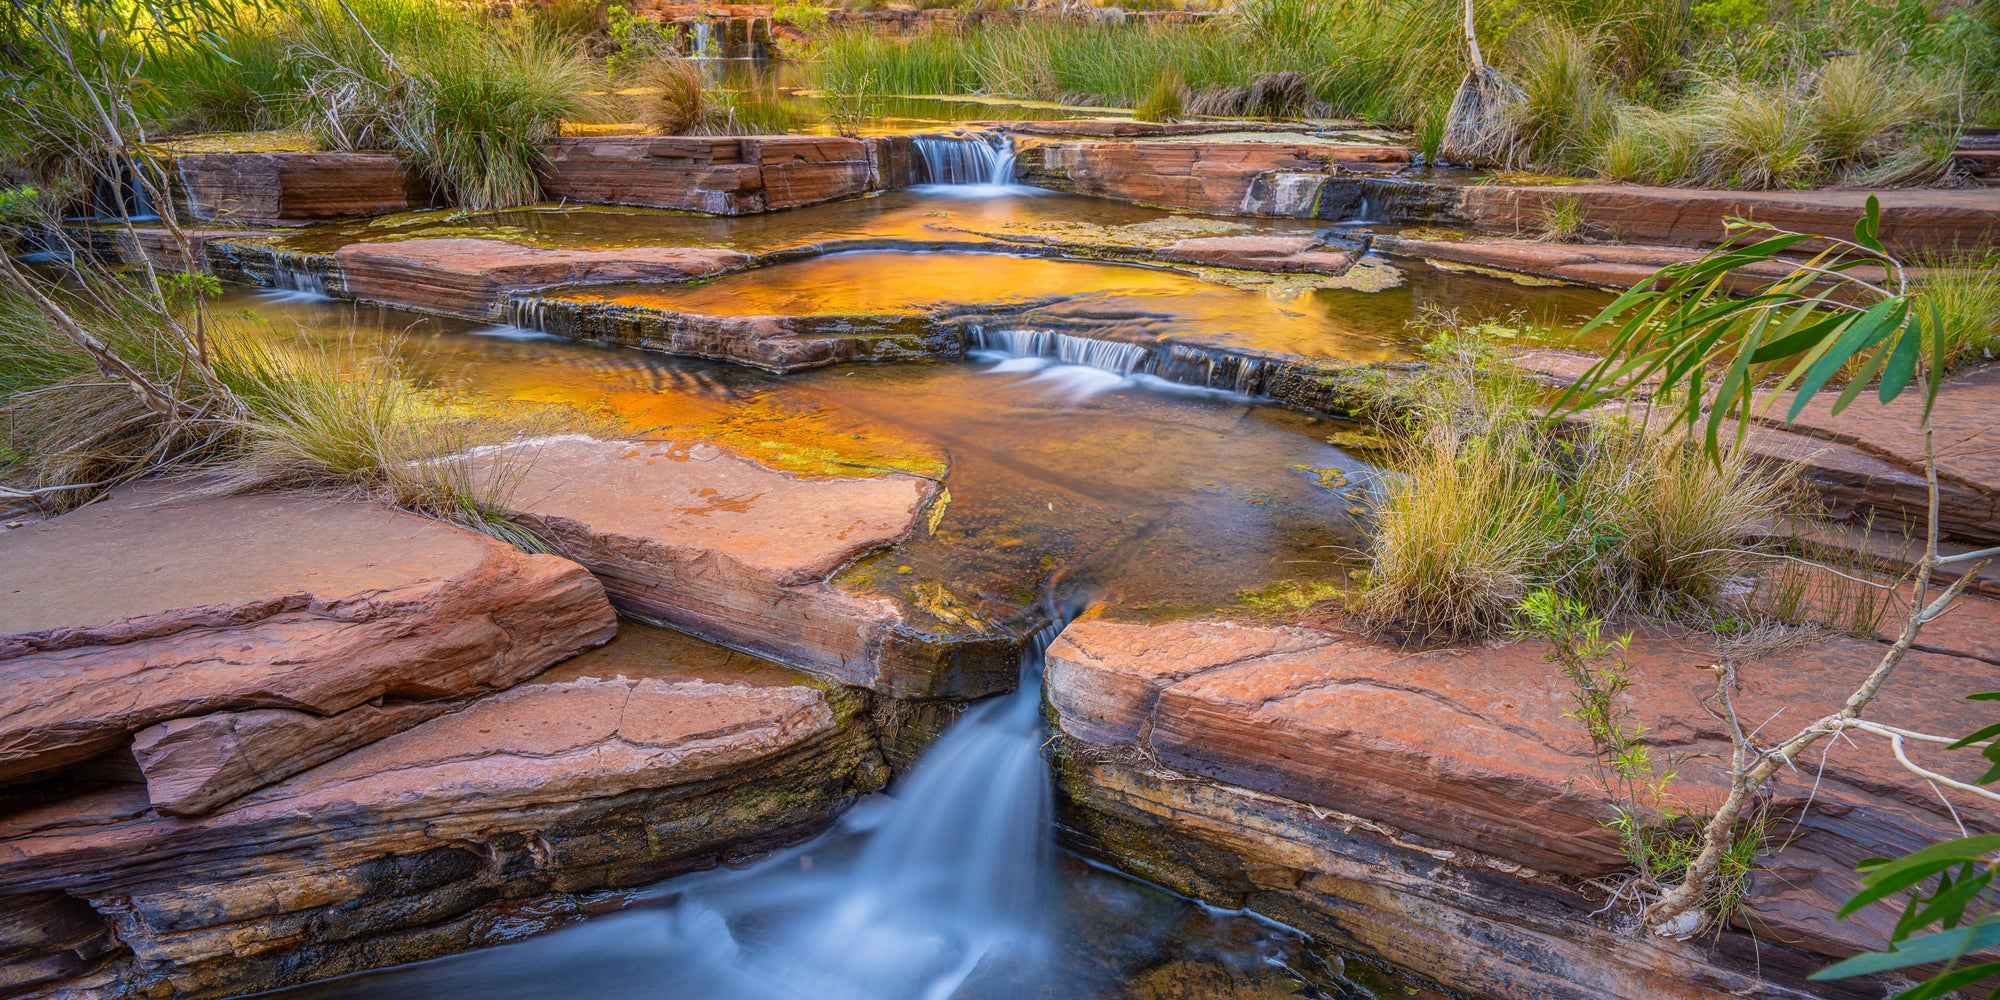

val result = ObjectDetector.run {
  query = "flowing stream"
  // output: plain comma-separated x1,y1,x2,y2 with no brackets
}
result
259,610,1347,1000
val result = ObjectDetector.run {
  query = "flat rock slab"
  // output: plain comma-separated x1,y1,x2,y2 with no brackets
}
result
0,488,617,814
1505,355,2000,545
1156,234,1355,275
0,642,884,998
1047,618,1994,927
1457,184,2000,256
476,436,1018,698
1760,364,2000,539
331,237,751,319
1375,234,1776,288
540,135,877,215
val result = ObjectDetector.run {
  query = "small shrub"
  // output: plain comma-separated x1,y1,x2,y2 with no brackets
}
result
1135,70,1186,121
1913,261,2000,370
1500,23,1620,173
1356,325,1805,642
394,31,599,210
1692,81,1820,188
1534,195,1588,242
640,57,707,134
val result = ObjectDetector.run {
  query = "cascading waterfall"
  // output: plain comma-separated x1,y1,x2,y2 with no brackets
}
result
969,327,1149,374
967,325,1283,400
911,133,1018,187
690,20,715,57
298,606,1080,1000
88,158,162,221
265,261,328,297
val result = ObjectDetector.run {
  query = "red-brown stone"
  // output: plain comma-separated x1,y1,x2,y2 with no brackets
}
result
330,237,750,319
1155,234,1355,275
1017,139,1412,214
539,135,876,215
0,487,617,813
0,656,882,998
472,436,1017,698
1047,616,1999,999
1458,184,2000,256
173,152,430,222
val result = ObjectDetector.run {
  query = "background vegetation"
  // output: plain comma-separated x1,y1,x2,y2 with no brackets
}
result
812,0,1999,185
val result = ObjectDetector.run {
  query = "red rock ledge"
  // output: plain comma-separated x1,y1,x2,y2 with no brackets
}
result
0,646,883,998
0,487,618,816
473,436,1021,699
1047,617,1999,1000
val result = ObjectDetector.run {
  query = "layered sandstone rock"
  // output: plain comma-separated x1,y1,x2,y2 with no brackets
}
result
1016,139,1412,215
1374,234,1734,288
173,152,430,223
508,294,965,371
0,488,617,815
1456,184,2000,256
474,436,1020,698
1155,234,1355,275
1047,617,1998,1000
540,136,875,215
0,892,119,996
1759,364,2000,545
0,639,885,999
330,238,751,319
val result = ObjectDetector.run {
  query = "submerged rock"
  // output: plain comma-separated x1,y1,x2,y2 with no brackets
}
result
0,487,618,815
1154,235,1354,276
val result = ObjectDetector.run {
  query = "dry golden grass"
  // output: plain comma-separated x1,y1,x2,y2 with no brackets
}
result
1355,343,1807,642
639,57,707,135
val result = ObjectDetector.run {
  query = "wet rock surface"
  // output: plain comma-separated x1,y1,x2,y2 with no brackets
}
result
1016,139,1411,215
331,238,751,319
1047,616,1999,1000
0,487,618,813
0,627,884,999
471,435,1019,699
1154,234,1355,275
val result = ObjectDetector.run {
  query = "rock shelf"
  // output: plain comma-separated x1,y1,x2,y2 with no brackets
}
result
1046,616,2000,1000
470,435,1020,699
0,487,618,815
0,631,883,999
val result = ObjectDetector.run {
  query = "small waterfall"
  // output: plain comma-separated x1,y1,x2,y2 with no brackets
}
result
506,296,560,334
266,260,328,297
967,325,1291,402
208,240,338,299
493,605,1073,999
88,157,164,221
1240,170,1328,217
968,327,1149,374
690,20,715,57
911,133,1018,187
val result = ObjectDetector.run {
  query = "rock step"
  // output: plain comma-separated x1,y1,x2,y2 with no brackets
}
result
1047,616,1999,1000
0,627,884,999
1016,137,1998,254
470,435,1022,700
0,486,618,815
